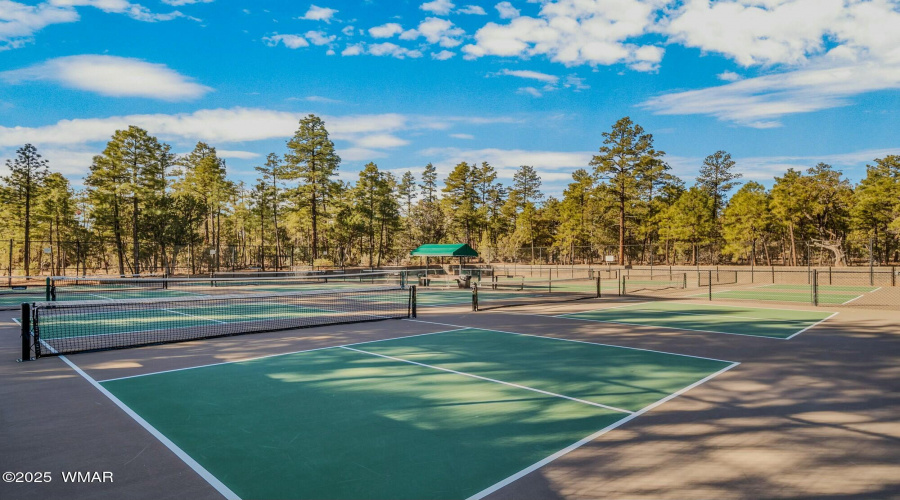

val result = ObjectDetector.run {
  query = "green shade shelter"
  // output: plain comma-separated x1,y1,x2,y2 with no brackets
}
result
409,244,479,258
410,244,479,278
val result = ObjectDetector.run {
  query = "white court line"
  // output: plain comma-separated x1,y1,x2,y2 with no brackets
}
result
403,319,735,364
40,340,240,500
162,308,226,324
785,311,840,339
342,346,634,415
841,294,865,305
631,298,839,315
96,327,471,383
467,361,740,500
544,314,791,340
561,306,825,325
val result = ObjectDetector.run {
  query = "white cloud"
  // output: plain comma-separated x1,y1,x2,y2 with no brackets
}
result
353,134,409,148
420,0,453,15
563,74,589,90
341,25,354,36
50,0,192,22
368,22,403,38
462,0,667,71
457,5,486,15
432,50,455,60
517,86,542,97
160,0,213,5
263,34,309,49
642,59,900,128
300,4,336,22
304,95,342,103
304,30,335,45
662,0,842,67
403,17,465,48
339,147,387,162
0,54,211,100
494,1,519,19
341,43,364,56
216,149,259,160
450,133,474,139
495,68,558,84
367,42,423,59
0,1,79,49
717,71,742,82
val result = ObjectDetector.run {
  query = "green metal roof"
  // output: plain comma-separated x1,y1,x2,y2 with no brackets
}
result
409,244,479,257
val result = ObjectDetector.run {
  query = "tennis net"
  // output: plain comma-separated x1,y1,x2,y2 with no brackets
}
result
24,286,414,358
49,271,405,301
472,277,601,311
621,274,687,294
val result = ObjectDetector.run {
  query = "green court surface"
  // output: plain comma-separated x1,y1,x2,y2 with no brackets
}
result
559,302,836,339
701,289,860,304
36,303,334,340
100,328,733,500
756,284,879,293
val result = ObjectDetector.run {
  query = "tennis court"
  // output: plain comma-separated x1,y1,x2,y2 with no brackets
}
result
95,327,734,500
558,301,837,339
698,284,870,304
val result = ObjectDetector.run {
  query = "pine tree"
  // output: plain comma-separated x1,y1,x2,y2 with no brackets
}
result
285,114,340,260
1,144,48,276
591,117,665,265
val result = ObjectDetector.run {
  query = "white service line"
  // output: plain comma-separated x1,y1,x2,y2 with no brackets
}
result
342,346,634,415
402,319,735,364
466,361,741,500
96,327,471,383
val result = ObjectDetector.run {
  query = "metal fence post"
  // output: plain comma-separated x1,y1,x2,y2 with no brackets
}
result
708,270,712,301
812,270,819,306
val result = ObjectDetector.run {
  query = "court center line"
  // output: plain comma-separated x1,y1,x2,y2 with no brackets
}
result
39,341,241,500
95,327,471,383
466,360,740,500
403,319,736,364
341,346,634,415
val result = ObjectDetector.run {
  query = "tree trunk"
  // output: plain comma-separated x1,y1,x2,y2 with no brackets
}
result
618,193,625,265
788,222,797,266
113,194,125,275
132,193,140,275
24,171,32,276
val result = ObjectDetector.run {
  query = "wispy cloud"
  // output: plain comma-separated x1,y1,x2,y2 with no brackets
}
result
0,55,211,100
263,34,309,49
642,60,900,128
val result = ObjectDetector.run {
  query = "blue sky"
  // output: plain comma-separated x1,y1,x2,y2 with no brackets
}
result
1,0,899,196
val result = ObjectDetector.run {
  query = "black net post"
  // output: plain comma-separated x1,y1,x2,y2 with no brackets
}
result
20,303,31,362
596,276,601,298
45,277,50,302
410,285,417,318
708,270,712,301
472,283,479,311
